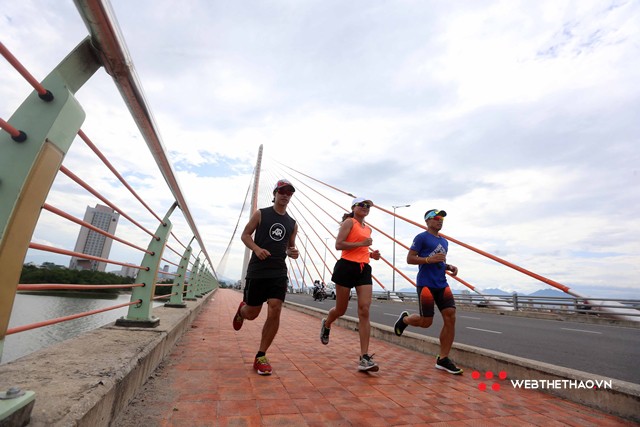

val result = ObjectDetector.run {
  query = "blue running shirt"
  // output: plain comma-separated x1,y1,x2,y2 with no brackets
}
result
409,231,449,289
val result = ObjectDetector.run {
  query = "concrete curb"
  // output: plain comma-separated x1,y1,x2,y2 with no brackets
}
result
285,301,640,423
0,291,214,427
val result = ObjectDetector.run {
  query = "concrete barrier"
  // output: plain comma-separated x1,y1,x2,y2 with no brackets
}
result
284,301,640,423
0,291,214,427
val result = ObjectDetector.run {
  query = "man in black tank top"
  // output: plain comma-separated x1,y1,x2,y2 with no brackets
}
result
233,179,299,375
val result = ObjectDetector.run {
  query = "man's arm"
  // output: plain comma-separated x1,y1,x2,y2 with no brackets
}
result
407,249,446,265
286,223,299,259
445,264,458,276
241,210,270,260
407,249,422,265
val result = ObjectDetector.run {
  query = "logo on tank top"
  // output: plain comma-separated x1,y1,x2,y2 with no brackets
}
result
269,223,286,241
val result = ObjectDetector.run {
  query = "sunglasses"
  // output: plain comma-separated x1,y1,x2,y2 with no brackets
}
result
354,202,371,208
277,188,294,196
427,215,444,220
425,210,445,220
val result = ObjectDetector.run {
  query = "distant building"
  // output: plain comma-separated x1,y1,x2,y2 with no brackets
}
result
69,204,119,272
158,264,170,280
118,265,138,279
40,262,66,269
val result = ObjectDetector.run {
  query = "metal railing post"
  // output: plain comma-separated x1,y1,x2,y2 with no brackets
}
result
184,259,200,301
115,203,176,327
164,237,194,308
0,38,100,362
195,267,205,297
194,264,205,298
0,38,100,425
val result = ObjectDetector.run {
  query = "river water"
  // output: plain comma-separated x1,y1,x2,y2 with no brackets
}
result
2,293,160,364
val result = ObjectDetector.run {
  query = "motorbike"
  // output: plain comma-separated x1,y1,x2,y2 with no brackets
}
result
312,285,327,301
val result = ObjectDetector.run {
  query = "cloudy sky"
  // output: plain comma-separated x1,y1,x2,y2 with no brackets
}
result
2,0,639,299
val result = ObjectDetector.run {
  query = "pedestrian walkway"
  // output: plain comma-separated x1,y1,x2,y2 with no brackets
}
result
114,289,633,426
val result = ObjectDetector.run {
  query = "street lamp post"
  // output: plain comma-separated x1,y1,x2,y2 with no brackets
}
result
392,204,411,293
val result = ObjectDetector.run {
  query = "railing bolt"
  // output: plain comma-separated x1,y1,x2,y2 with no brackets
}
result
12,130,28,142
0,386,26,399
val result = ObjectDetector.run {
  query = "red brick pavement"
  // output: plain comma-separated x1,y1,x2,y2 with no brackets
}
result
114,289,635,426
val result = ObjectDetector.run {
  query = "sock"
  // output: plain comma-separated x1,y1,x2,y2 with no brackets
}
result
256,351,266,358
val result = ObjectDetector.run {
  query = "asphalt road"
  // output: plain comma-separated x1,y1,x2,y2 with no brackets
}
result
285,293,640,385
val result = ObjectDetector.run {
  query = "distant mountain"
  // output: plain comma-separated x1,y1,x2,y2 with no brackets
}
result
480,288,512,296
216,275,239,285
527,288,571,298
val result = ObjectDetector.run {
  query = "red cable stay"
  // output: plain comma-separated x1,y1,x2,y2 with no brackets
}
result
29,242,149,271
59,165,159,240
17,283,144,291
6,299,142,335
43,203,153,255
281,162,572,295
78,129,164,224
0,117,27,142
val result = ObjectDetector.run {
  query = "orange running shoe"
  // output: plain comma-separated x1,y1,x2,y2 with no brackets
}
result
253,355,272,375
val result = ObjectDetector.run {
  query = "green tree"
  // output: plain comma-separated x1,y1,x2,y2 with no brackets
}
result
19,264,135,293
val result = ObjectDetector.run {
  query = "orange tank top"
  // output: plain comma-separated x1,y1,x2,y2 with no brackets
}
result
341,218,371,263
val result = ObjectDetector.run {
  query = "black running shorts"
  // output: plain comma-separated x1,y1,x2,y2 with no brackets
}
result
330,258,372,288
417,286,456,317
244,277,288,306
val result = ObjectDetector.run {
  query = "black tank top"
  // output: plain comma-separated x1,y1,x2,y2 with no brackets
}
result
245,207,296,279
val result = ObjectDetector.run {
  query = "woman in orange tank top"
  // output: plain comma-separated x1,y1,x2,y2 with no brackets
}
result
320,197,381,372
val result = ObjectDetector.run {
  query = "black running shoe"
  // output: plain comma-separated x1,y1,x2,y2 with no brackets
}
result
435,356,463,375
394,311,409,336
358,354,379,372
320,318,330,345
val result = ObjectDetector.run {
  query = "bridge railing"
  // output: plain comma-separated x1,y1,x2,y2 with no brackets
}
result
0,0,217,377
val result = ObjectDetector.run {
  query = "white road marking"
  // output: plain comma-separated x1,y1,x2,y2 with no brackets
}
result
466,327,502,334
459,315,481,320
561,328,602,334
384,312,404,317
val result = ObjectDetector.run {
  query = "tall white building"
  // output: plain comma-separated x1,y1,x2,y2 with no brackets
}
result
69,204,120,272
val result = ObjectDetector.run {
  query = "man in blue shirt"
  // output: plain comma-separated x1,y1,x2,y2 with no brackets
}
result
394,209,462,375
